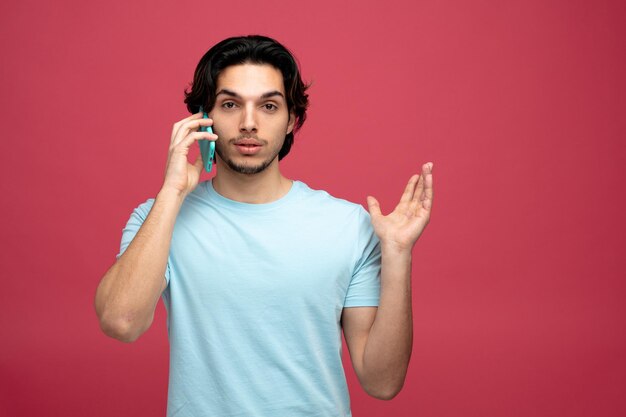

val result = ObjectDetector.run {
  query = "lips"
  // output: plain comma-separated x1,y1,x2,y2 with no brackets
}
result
233,138,263,155
233,138,263,146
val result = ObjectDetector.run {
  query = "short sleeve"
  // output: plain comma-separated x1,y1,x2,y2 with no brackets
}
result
116,198,172,284
343,206,381,307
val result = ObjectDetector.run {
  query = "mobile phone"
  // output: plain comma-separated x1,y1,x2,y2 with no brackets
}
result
198,106,215,172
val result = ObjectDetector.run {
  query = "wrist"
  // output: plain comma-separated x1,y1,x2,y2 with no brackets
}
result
380,241,413,259
157,187,186,205
380,240,413,257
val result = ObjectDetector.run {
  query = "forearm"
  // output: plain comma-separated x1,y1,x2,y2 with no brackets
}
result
361,245,413,397
95,188,184,342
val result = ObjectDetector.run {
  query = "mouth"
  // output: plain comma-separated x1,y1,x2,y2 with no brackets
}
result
233,139,263,155
233,138,263,146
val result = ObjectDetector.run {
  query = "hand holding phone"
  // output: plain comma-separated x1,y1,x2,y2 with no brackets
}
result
198,106,216,172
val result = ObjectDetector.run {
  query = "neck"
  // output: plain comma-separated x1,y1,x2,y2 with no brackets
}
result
211,158,293,204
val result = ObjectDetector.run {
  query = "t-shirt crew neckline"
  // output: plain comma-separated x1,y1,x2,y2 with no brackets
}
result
203,179,302,212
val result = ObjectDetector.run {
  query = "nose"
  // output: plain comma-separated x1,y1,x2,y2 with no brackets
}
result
239,103,258,134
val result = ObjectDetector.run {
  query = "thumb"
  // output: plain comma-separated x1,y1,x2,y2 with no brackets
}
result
366,196,382,218
193,153,204,173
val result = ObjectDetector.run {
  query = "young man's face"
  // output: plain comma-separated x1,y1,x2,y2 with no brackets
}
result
211,63,295,175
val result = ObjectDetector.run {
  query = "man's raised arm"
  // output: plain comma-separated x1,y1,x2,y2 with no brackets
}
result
342,162,434,399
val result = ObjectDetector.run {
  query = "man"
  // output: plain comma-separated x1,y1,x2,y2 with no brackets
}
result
95,35,434,416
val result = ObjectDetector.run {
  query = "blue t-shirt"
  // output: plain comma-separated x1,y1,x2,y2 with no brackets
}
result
117,180,381,416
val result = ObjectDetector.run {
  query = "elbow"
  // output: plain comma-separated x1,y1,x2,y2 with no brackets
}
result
365,382,404,401
360,370,407,401
97,310,147,343
94,290,151,343
100,319,141,343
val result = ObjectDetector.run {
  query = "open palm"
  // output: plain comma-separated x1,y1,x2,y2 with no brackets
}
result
367,163,434,252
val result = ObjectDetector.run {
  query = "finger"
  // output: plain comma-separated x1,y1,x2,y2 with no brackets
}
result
366,196,383,219
171,131,218,155
406,175,422,213
170,112,203,145
173,117,215,147
193,153,204,174
412,173,424,202
422,162,434,210
172,116,214,147
409,163,433,213
172,121,217,151
400,174,420,203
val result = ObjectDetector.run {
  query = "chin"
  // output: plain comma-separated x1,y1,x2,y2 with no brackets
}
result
223,156,277,175
217,145,280,175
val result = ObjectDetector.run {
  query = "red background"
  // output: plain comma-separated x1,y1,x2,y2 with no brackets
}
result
1,0,625,416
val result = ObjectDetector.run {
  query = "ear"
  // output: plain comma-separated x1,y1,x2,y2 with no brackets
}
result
286,111,296,135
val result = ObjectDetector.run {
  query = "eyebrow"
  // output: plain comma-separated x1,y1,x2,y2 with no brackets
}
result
215,88,285,100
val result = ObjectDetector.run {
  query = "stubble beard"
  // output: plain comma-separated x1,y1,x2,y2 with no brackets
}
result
215,137,282,175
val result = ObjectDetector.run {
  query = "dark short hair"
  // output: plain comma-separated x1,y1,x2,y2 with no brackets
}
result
184,35,310,160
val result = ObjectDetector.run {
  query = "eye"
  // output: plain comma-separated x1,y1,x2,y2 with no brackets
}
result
222,101,237,109
263,103,277,111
